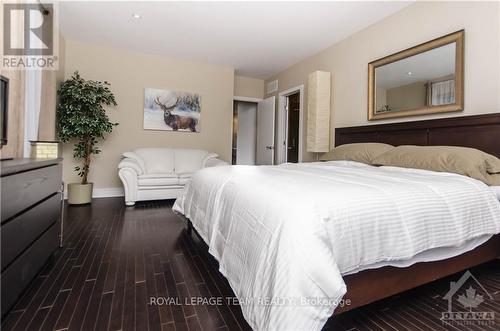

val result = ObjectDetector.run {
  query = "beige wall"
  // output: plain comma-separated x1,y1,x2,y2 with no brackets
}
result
266,1,500,159
61,39,234,189
375,87,387,111
234,75,264,99
386,81,427,112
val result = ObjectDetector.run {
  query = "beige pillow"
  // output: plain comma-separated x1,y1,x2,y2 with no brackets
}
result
320,143,394,164
486,157,500,174
372,145,500,186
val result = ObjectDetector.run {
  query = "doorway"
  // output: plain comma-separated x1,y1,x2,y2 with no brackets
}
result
277,85,303,164
232,97,276,165
286,92,300,163
232,100,258,165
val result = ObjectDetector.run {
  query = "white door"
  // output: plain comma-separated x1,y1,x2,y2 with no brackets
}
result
256,96,276,165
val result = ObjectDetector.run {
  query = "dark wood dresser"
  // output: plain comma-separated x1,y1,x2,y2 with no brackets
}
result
1,158,63,316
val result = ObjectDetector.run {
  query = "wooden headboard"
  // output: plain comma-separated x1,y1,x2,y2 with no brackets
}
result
334,113,500,158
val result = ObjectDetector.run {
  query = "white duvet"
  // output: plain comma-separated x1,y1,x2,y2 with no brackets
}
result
173,161,500,331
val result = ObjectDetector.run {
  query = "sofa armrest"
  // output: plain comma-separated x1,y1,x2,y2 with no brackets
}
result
122,152,146,173
204,158,229,167
118,167,139,206
118,159,144,175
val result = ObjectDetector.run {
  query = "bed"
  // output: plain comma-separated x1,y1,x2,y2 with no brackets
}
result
173,113,500,330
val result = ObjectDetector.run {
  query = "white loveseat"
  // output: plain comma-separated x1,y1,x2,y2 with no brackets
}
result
118,148,227,205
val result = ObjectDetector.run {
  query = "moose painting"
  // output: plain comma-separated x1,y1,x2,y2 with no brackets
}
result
144,88,201,132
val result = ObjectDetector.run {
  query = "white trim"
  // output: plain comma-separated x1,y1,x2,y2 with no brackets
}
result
64,187,124,200
234,96,263,103
277,85,304,164
93,187,124,198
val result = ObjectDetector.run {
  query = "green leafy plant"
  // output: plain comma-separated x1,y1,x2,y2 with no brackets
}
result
57,71,118,184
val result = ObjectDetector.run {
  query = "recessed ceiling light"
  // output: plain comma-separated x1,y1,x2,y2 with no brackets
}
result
132,14,142,19
407,71,412,75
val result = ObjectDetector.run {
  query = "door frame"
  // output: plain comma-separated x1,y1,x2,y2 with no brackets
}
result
234,96,263,102
277,85,304,164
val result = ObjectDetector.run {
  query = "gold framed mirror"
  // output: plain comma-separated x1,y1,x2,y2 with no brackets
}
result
368,30,464,120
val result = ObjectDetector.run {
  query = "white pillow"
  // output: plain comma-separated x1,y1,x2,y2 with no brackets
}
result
491,186,500,201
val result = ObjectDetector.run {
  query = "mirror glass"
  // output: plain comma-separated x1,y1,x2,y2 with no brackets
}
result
374,42,456,114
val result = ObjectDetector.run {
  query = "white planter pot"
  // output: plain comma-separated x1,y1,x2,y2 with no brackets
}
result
67,183,93,205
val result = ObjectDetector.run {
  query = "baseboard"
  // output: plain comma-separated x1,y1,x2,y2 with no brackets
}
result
93,187,124,198
64,187,124,199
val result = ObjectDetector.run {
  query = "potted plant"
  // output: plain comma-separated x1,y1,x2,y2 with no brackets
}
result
57,71,118,205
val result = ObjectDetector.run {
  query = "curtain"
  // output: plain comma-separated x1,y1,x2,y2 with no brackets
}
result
431,79,455,106
38,70,57,140
23,1,52,157
23,70,43,157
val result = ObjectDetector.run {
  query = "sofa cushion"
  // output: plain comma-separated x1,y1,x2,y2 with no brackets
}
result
134,148,175,174
138,173,179,186
174,149,210,173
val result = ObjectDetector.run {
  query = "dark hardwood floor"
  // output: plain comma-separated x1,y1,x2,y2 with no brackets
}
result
1,197,499,331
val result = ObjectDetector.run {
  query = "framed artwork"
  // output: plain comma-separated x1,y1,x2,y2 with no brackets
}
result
144,88,201,132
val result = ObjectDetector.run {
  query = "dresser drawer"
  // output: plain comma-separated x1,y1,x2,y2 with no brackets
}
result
1,164,62,222
1,193,61,270
1,221,59,316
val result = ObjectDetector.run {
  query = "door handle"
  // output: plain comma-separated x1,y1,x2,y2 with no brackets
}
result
266,146,274,150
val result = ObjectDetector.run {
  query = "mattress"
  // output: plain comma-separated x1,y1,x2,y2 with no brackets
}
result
173,161,500,331
344,233,492,275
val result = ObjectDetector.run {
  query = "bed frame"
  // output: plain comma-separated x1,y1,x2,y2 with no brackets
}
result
335,113,500,158
185,113,500,315
334,113,500,313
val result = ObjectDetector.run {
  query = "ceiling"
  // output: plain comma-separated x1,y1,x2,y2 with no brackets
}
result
59,1,413,79
376,43,456,89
